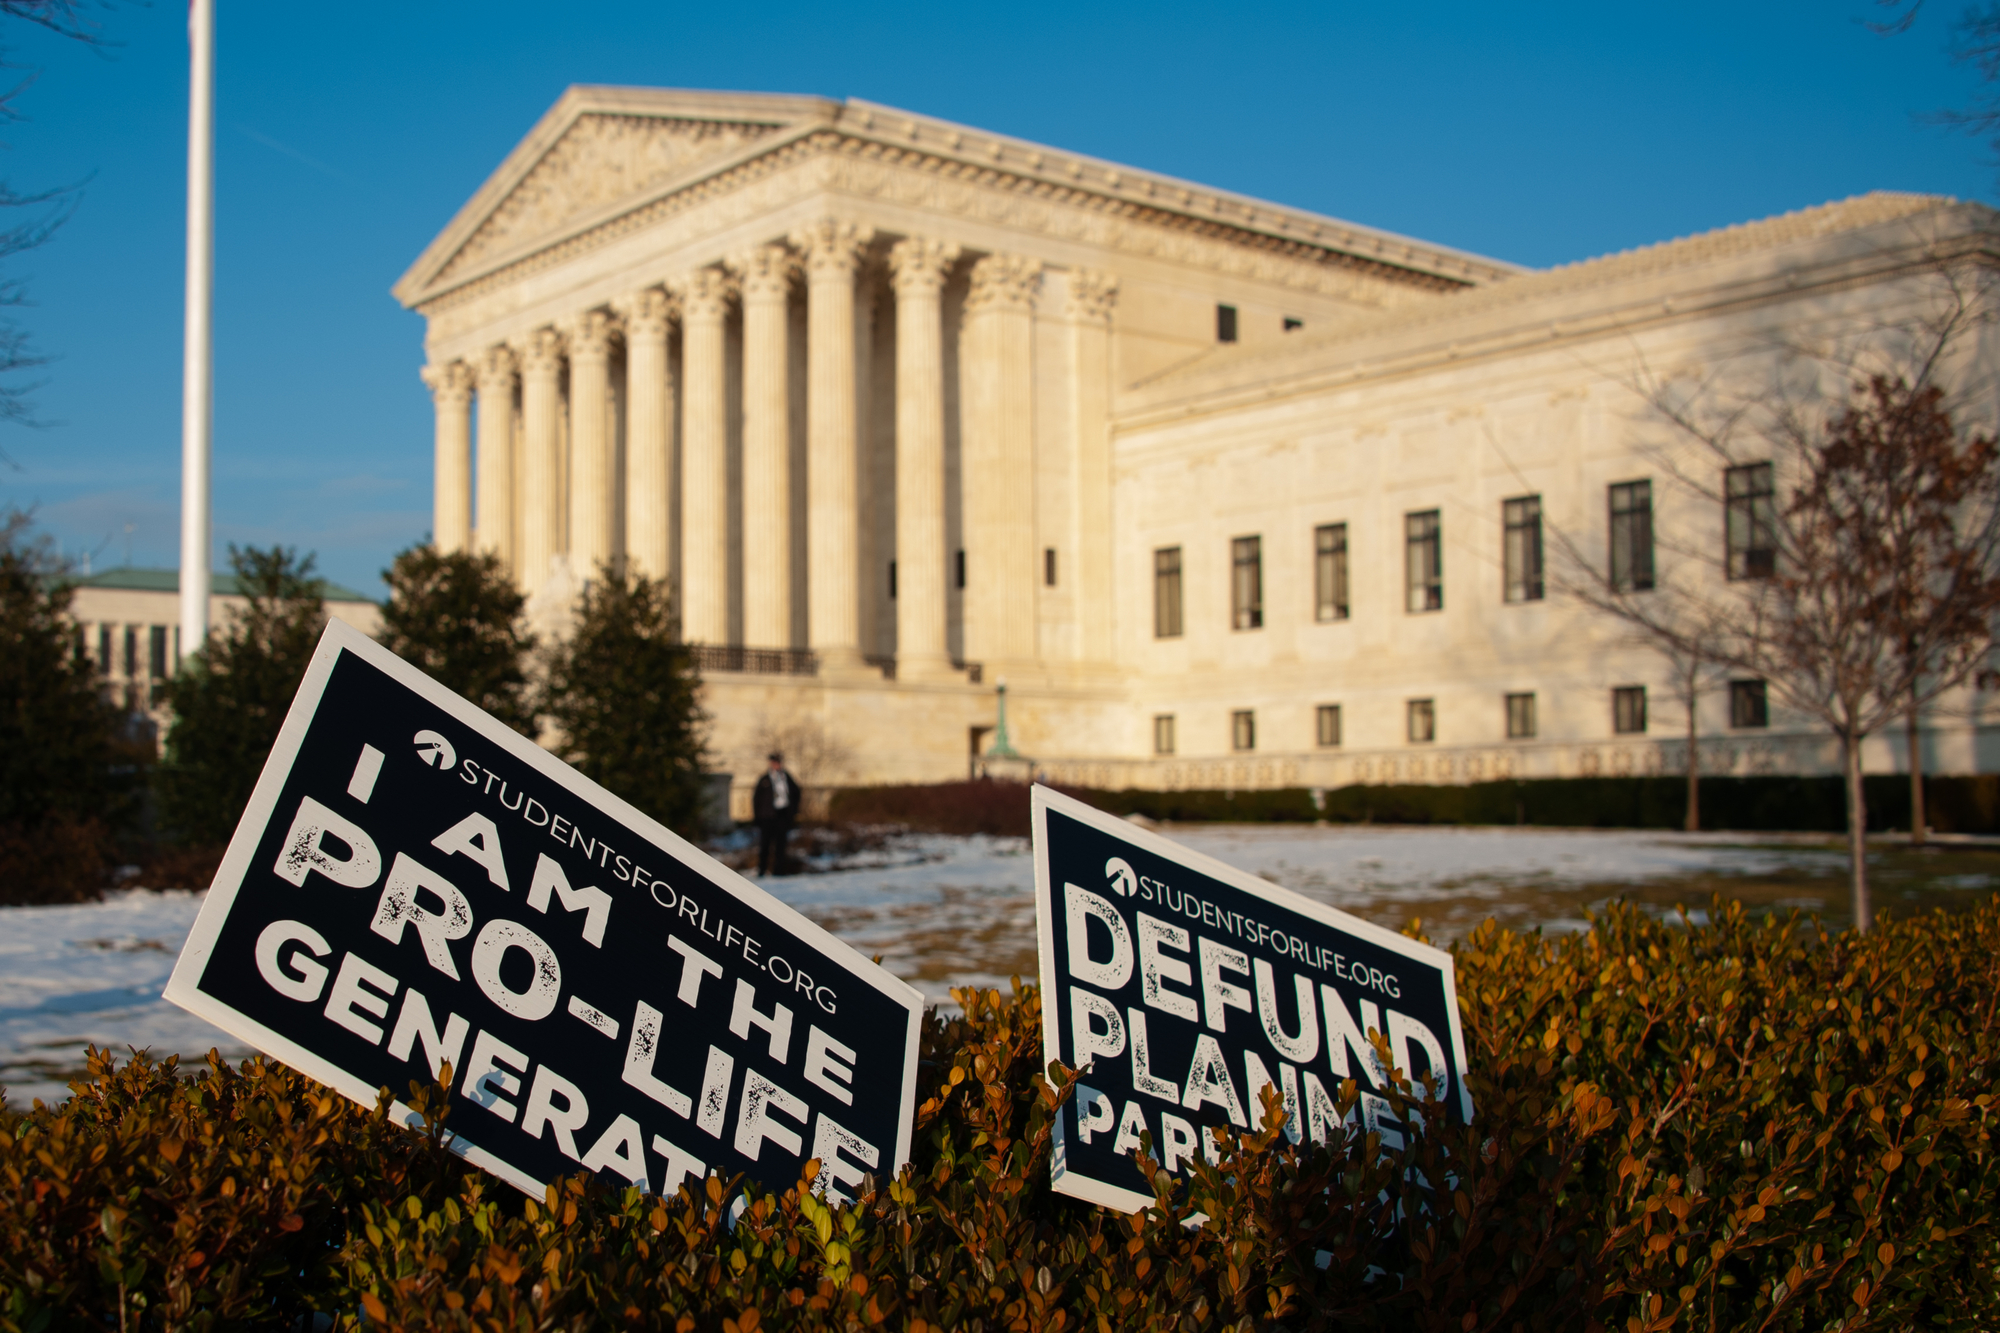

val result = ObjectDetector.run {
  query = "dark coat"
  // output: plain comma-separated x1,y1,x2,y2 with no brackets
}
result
752,768,800,825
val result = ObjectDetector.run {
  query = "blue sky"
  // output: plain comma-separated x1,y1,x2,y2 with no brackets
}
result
0,0,1988,596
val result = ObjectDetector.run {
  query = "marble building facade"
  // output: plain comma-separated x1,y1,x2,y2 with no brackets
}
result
397,87,1999,799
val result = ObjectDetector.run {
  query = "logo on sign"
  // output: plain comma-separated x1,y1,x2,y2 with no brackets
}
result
1105,856,1137,897
414,730,456,770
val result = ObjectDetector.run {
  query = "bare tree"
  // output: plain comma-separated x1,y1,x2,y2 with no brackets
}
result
1546,545,1733,833
0,1,111,450
1560,243,2000,929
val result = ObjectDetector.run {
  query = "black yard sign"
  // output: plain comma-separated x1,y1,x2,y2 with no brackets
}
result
166,619,922,1203
1033,786,1472,1212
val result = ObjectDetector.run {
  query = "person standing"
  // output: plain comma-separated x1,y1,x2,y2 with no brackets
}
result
752,751,799,876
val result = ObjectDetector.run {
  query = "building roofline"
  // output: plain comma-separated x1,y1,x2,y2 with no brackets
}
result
393,86,1524,310
67,566,380,605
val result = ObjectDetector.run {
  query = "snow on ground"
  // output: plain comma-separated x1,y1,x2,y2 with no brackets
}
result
0,891,250,1109
0,825,1844,1107
753,824,1844,1007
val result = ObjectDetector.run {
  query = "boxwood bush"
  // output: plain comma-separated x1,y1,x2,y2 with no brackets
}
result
829,775,2000,836
5,897,1996,1331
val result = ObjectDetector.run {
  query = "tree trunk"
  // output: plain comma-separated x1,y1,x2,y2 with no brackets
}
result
1684,664,1701,833
1845,729,1872,933
1907,684,1927,847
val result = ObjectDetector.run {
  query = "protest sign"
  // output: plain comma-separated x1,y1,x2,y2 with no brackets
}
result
165,618,922,1203
1033,785,1472,1212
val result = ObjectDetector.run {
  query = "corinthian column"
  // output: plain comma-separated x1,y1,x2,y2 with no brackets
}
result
423,360,474,554
679,268,734,644
567,309,617,580
1069,270,1118,665
887,236,961,679
624,287,675,583
733,244,797,648
792,219,874,673
474,345,517,571
518,326,565,596
961,253,1043,669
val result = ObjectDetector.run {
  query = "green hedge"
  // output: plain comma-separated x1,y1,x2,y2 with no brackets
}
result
6,897,1997,1331
831,775,2000,836
1074,774,2000,834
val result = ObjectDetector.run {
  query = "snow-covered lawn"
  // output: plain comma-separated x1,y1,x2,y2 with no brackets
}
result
0,824,1910,1107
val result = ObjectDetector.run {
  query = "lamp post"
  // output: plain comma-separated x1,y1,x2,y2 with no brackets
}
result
985,677,1022,761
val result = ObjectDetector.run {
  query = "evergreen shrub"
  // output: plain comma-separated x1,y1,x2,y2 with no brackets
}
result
5,897,1996,1331
155,547,329,849
0,510,141,904
378,544,537,736
537,562,708,838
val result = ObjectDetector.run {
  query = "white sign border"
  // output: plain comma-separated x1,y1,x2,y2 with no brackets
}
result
165,617,927,1194
1031,783,1475,1214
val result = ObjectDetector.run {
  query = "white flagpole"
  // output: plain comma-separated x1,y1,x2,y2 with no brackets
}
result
177,0,213,662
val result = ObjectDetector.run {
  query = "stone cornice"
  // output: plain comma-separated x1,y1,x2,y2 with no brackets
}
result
1111,202,2000,434
396,88,1520,318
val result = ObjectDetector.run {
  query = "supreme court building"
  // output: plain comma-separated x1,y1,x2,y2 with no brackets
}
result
397,86,2000,797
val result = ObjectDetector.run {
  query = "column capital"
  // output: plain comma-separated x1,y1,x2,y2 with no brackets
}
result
622,286,678,340
730,243,798,303
676,267,737,321
566,308,618,360
475,343,517,388
519,326,566,374
965,253,1043,316
887,236,961,297
420,359,474,404
1068,269,1119,324
790,219,876,277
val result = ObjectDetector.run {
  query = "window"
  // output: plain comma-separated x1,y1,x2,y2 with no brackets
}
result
1609,481,1655,592
1232,710,1256,751
955,549,966,590
1612,686,1648,735
1044,547,1057,587
1231,536,1263,630
1729,679,1769,729
1283,317,1303,332
1314,523,1349,621
1407,699,1436,743
149,626,169,680
888,560,897,599
1502,496,1544,602
1216,304,1238,343
124,626,137,679
1316,704,1342,748
1405,510,1443,612
1153,547,1183,638
1154,714,1176,755
1505,692,1537,739
1725,463,1776,580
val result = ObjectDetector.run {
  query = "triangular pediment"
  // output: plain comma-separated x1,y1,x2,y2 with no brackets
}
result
395,87,835,305
440,114,780,279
